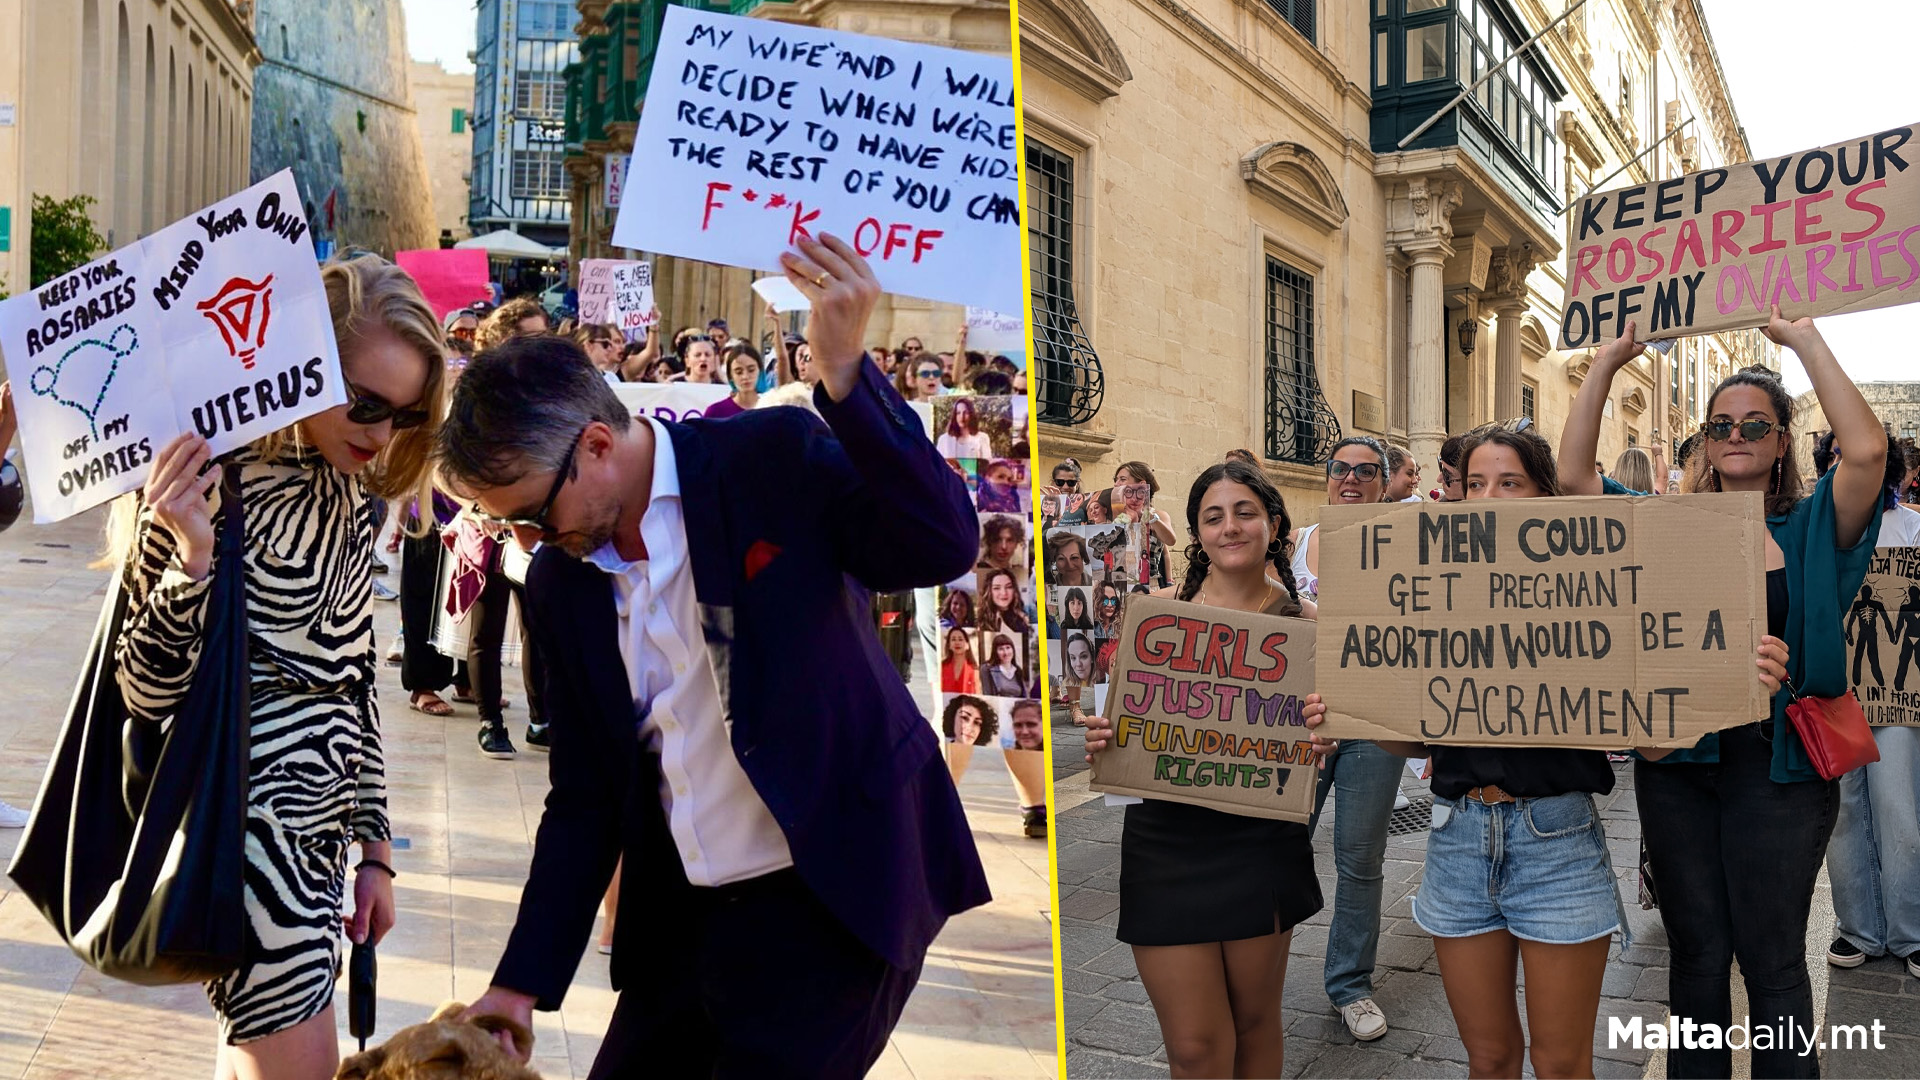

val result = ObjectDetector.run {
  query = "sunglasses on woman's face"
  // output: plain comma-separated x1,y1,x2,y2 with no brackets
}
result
345,382,430,429
448,327,476,342
917,367,943,380
1703,419,1777,442
1326,460,1383,482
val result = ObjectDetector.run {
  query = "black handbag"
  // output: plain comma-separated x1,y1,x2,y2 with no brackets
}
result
7,471,251,984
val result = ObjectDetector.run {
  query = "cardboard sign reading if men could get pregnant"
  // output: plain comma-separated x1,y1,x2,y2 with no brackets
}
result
1314,493,1771,749
0,170,345,523
1090,596,1318,822
611,7,1021,314
1560,121,1920,349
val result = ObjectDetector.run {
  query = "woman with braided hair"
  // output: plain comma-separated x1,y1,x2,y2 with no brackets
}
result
1075,460,1322,1077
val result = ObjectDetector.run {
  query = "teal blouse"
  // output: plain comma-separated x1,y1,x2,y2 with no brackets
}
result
1604,473,1881,781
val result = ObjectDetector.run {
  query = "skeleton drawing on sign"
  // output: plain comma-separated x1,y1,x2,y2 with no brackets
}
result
1847,582,1892,687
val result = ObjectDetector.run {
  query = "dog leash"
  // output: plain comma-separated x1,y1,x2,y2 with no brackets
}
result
349,941,377,1050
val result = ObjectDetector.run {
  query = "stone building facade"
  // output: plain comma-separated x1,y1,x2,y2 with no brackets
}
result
250,0,435,255
557,0,1011,348
1022,0,1774,524
1795,382,1920,476
0,0,259,293
410,60,477,245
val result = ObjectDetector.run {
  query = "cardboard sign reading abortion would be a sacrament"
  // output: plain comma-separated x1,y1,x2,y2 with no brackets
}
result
1090,595,1318,822
612,7,1022,314
0,170,346,523
1560,122,1919,349
1314,493,1770,749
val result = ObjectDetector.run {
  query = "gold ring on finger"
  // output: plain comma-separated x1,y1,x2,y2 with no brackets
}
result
813,273,828,287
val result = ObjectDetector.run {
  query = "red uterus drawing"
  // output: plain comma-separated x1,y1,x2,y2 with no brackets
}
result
197,274,276,370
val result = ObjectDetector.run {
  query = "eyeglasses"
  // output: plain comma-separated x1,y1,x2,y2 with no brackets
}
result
1326,460,1383,482
1703,419,1777,442
469,430,582,542
916,367,943,379
345,382,430,429
1053,476,1079,490
448,327,476,342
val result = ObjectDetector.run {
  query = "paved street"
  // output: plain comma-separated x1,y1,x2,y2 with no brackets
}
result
1052,715,1920,1079
0,503,1055,1079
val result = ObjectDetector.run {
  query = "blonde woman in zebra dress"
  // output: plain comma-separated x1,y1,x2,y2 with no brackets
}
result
110,255,445,1080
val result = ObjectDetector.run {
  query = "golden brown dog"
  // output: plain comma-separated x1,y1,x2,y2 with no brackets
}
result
335,1001,540,1080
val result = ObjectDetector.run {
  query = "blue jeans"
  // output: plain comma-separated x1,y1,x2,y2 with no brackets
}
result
1308,738,1403,1006
1829,725,1920,959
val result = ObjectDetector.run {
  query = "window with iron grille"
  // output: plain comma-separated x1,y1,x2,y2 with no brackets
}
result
1264,256,1341,464
1521,380,1536,422
1026,139,1103,426
511,149,567,199
516,69,566,118
1268,0,1314,44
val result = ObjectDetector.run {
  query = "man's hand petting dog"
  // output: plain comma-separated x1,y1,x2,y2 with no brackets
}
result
334,1000,539,1079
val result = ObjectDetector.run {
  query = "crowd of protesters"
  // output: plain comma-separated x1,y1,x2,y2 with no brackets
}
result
1070,308,1915,1080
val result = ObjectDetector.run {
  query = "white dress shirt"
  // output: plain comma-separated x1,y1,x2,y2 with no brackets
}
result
585,417,793,886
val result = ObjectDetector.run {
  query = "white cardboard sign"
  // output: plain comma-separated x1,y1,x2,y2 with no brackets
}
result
579,259,656,330
612,7,1021,313
0,170,346,523
965,307,1025,353
751,275,812,312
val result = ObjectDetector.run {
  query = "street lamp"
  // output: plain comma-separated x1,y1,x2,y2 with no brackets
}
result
1457,317,1478,357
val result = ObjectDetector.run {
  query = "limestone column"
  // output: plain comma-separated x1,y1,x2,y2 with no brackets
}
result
1406,242,1453,469
1493,297,1525,421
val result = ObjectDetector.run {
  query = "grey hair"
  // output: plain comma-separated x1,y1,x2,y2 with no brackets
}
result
435,334,631,490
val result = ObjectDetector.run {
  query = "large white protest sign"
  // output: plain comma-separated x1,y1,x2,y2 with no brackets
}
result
614,7,1021,313
0,170,346,523
612,381,730,423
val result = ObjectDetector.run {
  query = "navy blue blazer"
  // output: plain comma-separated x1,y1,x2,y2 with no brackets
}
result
492,363,992,1009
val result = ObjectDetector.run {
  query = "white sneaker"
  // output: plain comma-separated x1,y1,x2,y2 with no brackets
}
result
0,801,30,828
1339,998,1388,1041
1393,791,1411,811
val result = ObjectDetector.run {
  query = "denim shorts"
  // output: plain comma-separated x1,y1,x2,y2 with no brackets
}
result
1412,791,1629,947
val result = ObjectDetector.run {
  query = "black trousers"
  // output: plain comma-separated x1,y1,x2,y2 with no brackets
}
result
588,757,923,1079
399,531,459,695
464,569,545,725
1635,724,1838,1079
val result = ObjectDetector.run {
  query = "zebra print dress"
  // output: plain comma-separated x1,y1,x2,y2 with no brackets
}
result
114,442,387,1044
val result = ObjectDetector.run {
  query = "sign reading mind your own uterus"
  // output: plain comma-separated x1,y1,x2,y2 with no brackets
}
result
0,170,346,523
1560,121,1919,349
612,7,1022,314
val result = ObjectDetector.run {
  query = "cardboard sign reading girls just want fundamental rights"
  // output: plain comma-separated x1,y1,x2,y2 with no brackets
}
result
1091,595,1318,822
612,7,1021,314
1314,494,1771,749
1560,122,1919,349
0,170,345,522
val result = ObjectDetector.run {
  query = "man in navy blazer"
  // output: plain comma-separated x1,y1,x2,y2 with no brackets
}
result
434,237,991,1077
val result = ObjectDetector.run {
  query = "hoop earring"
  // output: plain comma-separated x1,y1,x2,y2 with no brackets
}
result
1267,538,1283,556
1195,550,1210,564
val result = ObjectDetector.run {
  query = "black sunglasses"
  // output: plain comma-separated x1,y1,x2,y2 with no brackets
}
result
1053,476,1079,489
470,431,582,542
1327,460,1384,482
1703,419,1777,442
345,382,430,430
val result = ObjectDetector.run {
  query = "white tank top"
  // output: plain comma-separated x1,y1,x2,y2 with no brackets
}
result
1292,523,1319,600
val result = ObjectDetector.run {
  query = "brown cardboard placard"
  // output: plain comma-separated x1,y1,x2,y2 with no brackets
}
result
1847,546,1920,726
1315,493,1769,749
1560,122,1920,350
1089,595,1318,822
